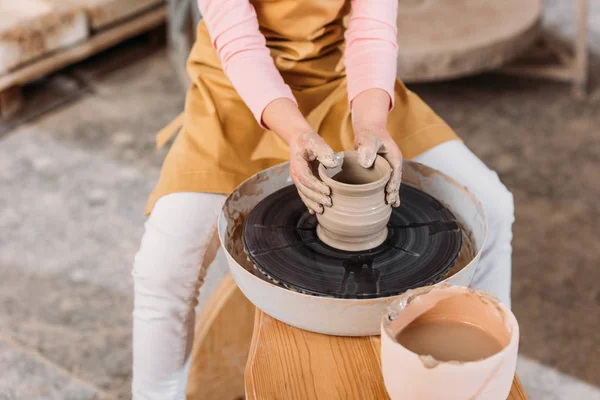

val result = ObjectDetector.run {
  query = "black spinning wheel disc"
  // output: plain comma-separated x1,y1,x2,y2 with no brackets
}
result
242,184,462,299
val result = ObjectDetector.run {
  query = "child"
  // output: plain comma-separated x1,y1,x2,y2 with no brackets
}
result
132,0,514,398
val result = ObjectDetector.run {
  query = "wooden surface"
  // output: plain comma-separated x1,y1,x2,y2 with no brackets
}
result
498,0,588,96
55,0,165,30
395,0,541,83
186,274,255,400
0,6,166,93
0,0,89,75
246,310,527,400
508,375,528,400
0,86,22,119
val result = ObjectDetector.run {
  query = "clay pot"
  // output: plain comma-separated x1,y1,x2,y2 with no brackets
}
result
316,151,392,251
381,285,519,400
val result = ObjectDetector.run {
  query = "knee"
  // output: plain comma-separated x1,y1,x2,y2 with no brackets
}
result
477,177,514,242
132,221,206,316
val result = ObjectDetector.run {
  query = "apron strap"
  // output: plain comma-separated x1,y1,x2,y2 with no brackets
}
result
156,112,184,149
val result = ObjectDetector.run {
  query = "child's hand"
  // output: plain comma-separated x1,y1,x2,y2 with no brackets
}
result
289,132,340,214
262,98,341,214
351,88,402,207
354,127,402,207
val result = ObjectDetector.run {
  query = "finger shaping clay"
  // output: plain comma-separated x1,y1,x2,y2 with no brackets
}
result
317,151,392,251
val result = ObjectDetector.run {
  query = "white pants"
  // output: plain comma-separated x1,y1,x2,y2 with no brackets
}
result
131,140,514,399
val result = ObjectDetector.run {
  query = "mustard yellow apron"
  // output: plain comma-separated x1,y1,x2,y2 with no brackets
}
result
146,0,458,215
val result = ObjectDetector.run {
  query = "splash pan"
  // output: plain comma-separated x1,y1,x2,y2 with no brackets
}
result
219,160,487,336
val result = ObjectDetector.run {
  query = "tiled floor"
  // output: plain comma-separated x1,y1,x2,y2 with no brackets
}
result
0,1,599,398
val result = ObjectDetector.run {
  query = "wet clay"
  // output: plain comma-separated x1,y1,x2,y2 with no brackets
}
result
317,151,392,251
381,286,520,400
445,226,476,278
387,291,512,360
396,319,504,362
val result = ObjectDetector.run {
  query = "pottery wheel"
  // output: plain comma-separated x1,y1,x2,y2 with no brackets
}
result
396,0,541,82
242,184,462,299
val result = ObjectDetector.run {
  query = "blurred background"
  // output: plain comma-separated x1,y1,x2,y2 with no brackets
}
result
0,0,598,399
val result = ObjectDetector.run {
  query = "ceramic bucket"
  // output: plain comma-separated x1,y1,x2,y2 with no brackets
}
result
381,285,519,400
316,151,392,251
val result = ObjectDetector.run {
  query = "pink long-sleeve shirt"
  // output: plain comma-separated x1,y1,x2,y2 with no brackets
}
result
197,0,398,124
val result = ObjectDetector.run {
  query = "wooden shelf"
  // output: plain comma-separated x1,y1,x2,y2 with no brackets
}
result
0,5,167,119
497,0,588,97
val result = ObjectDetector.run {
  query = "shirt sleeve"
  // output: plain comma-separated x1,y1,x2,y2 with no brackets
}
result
197,0,297,125
344,0,399,110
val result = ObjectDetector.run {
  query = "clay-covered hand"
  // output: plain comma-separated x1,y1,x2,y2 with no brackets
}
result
260,98,340,214
354,127,403,207
289,132,341,214
351,88,402,207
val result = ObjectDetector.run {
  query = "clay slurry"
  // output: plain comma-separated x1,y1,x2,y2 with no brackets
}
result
242,184,463,298
396,319,504,362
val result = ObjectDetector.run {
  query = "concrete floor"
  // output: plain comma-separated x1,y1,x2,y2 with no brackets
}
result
1,1,600,399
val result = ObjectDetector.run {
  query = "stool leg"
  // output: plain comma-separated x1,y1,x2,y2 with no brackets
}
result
0,86,23,119
573,0,589,97
186,274,255,400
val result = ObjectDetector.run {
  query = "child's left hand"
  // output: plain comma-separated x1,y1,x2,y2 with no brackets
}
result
351,89,403,207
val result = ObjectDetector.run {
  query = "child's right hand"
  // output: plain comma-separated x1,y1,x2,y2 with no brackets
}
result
262,98,340,214
288,132,340,214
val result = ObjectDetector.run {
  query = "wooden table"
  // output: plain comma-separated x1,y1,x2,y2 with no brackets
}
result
246,309,527,400
185,275,526,399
